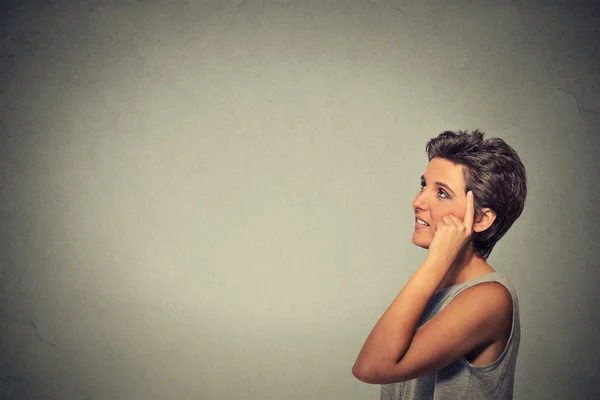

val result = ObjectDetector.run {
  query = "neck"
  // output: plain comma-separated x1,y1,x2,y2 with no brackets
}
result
436,245,493,290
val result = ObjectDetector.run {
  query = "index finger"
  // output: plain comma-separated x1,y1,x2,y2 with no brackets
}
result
463,191,475,231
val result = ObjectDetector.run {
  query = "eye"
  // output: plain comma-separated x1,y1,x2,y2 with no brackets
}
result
420,180,450,199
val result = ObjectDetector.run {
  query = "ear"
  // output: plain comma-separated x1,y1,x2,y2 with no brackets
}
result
473,208,496,233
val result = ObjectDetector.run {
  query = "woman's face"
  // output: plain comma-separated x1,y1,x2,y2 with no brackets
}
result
411,157,470,249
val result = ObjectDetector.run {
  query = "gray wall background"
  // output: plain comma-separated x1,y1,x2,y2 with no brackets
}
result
1,0,599,399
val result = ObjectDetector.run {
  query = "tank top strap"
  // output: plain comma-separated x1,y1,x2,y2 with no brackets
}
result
431,272,518,316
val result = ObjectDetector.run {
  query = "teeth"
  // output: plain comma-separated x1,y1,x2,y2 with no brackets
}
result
416,218,429,226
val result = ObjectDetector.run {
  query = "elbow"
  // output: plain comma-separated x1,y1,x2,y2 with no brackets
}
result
353,360,413,384
352,362,382,384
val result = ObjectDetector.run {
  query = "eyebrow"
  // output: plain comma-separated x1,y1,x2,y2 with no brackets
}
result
421,175,456,196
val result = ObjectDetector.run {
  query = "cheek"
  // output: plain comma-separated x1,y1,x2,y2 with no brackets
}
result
431,204,461,225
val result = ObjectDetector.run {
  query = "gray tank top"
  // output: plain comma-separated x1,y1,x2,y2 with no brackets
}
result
380,272,520,400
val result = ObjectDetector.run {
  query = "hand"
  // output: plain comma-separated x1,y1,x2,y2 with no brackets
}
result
426,191,475,266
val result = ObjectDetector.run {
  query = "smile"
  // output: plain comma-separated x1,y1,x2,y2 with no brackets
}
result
416,218,429,227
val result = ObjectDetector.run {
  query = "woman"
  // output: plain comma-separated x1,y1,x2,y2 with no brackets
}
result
352,130,527,399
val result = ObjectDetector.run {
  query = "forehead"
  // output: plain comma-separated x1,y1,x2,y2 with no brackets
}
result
423,158,467,192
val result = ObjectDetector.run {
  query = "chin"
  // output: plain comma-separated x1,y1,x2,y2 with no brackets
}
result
412,232,431,249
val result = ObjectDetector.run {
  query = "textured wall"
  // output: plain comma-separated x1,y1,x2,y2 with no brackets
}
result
1,1,599,399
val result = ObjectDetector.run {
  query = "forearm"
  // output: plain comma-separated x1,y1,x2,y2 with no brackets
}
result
353,257,450,378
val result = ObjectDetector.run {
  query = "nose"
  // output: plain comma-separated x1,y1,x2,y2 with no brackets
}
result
412,190,427,212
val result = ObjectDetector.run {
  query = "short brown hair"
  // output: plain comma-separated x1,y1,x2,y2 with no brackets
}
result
426,130,527,259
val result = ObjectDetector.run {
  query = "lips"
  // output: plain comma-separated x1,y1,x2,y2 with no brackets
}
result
415,215,430,226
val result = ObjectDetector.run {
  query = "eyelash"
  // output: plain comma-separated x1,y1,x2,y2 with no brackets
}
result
420,181,450,199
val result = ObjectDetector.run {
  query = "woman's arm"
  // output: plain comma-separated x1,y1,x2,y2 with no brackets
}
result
351,257,512,384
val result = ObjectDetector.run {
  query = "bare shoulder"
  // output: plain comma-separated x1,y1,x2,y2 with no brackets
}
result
452,282,513,334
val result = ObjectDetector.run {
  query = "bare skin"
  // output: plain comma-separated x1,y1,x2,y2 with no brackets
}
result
352,157,513,384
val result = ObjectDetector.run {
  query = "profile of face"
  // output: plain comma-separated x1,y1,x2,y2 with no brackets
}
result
411,157,471,249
